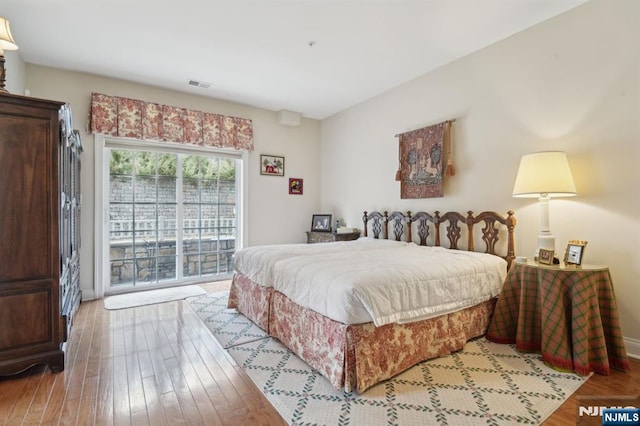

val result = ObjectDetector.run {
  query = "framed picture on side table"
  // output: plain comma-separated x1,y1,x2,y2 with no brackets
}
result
564,240,588,265
311,214,332,232
538,249,555,265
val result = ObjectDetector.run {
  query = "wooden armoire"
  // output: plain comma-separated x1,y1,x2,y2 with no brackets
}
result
0,92,82,374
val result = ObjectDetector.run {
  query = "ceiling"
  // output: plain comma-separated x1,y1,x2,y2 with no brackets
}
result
2,0,587,120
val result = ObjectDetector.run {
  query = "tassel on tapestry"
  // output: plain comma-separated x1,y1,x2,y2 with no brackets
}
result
396,119,454,199
395,141,402,181
444,120,456,177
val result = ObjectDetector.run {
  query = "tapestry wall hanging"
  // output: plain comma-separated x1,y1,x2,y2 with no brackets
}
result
396,120,454,199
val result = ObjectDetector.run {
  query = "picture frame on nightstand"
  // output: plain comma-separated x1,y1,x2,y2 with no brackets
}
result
311,214,332,232
564,240,588,265
538,249,555,265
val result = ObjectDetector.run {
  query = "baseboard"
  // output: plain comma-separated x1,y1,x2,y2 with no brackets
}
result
82,289,97,301
624,337,640,359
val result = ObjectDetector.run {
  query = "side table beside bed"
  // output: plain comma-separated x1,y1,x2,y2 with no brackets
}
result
306,231,360,243
486,260,631,375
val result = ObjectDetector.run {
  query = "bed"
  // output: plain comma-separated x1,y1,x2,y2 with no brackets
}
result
228,209,516,393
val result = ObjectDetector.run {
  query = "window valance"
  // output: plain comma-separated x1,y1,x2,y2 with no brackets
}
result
88,92,254,151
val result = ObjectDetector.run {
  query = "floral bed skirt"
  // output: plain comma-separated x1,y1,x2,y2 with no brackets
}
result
229,273,496,393
228,273,273,332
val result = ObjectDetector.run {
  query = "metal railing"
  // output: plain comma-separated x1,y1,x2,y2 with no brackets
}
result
110,218,236,239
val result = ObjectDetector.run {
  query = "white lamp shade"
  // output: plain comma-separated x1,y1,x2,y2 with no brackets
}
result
0,17,18,51
512,151,577,198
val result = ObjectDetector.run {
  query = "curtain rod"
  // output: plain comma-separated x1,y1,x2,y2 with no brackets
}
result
394,118,456,137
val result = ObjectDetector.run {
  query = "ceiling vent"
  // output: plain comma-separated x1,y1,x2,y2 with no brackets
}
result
187,80,211,89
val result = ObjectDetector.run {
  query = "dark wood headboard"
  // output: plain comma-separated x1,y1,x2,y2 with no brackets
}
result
362,210,516,268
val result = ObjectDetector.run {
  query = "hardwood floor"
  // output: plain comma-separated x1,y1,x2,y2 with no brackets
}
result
0,281,285,426
0,281,637,425
543,356,640,425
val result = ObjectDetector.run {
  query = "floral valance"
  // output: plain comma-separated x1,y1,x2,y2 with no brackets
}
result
88,92,254,151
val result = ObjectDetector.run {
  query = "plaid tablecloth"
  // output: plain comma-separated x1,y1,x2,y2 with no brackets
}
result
486,262,631,375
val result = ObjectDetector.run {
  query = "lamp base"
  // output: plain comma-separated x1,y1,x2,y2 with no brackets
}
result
0,54,7,93
535,234,556,259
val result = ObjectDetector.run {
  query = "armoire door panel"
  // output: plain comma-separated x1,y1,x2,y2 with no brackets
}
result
0,114,53,283
0,284,52,350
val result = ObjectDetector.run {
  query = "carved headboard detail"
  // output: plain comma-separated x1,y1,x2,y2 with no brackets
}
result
362,210,516,268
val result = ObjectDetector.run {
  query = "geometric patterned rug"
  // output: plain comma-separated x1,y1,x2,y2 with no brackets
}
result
188,292,588,425
187,291,268,348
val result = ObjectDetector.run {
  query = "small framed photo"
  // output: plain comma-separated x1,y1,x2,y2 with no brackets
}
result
564,240,588,265
311,214,332,232
289,178,303,195
260,154,285,176
538,249,555,265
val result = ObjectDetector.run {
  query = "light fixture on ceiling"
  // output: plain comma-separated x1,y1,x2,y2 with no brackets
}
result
512,151,577,258
0,16,19,93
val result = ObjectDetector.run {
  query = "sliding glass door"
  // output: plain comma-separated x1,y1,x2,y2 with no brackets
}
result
182,155,237,278
107,147,239,291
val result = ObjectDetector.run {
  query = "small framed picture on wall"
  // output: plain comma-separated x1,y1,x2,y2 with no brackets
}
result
260,154,285,176
289,178,303,195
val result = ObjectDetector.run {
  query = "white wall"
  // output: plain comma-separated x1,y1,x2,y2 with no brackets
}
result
321,0,640,343
24,65,321,297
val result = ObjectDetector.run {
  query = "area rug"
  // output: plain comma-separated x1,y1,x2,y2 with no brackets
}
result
187,291,269,348
103,285,206,310
191,292,588,425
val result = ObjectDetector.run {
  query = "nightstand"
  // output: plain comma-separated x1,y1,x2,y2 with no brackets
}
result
486,260,630,375
305,231,360,244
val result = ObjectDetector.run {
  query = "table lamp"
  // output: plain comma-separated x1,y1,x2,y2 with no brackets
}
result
0,17,19,93
512,151,577,258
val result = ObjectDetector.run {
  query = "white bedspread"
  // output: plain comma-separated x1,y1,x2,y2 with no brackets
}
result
233,238,409,287
271,244,507,326
234,240,507,327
